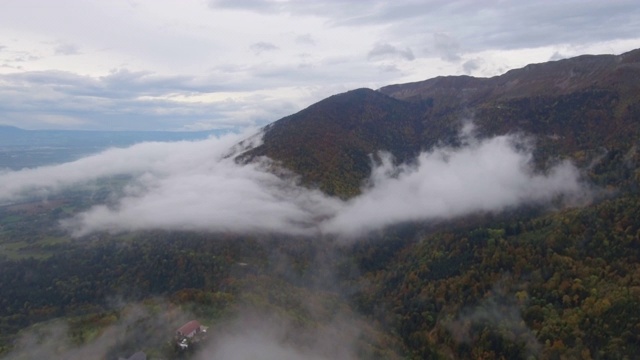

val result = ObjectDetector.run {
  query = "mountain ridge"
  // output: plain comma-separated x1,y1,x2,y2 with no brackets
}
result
237,48,640,198
379,48,640,101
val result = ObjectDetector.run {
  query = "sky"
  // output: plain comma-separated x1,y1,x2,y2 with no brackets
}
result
1,0,640,131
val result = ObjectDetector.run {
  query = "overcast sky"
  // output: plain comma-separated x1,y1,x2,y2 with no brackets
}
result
1,0,639,131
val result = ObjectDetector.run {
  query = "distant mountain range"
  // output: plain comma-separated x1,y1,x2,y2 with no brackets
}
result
238,48,640,198
0,125,25,133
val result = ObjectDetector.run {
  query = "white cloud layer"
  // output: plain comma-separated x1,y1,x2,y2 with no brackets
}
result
323,135,585,237
0,129,589,238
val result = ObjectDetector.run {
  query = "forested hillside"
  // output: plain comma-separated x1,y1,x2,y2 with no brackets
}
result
353,195,640,358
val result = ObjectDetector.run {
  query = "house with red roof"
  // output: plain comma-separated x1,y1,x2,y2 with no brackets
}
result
176,320,202,338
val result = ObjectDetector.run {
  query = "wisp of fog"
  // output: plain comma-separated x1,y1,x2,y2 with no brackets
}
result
323,132,587,236
0,127,589,238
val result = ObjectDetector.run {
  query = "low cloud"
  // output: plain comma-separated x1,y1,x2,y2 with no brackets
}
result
250,41,279,55
0,126,589,238
367,43,415,61
54,43,80,56
444,281,541,357
295,34,316,46
462,58,482,74
549,51,567,61
433,32,461,62
323,131,588,237
196,311,361,360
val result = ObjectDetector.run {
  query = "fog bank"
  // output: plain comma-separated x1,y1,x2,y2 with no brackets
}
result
0,128,589,238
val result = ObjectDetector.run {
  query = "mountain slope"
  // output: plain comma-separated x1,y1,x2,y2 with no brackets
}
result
381,48,640,163
238,88,426,197
238,48,640,198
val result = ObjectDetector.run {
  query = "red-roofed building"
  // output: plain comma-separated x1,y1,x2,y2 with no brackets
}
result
176,320,202,338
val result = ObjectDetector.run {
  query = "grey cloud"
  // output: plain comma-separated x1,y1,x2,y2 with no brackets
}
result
433,32,461,62
549,51,566,61
462,58,482,74
30,64,323,100
367,43,415,61
54,43,80,55
207,0,436,28
208,0,279,13
9,54,40,63
295,34,316,45
450,1,640,51
210,0,640,56
97,68,244,97
0,46,40,66
0,57,402,131
0,69,300,130
250,41,279,54
209,0,372,20
378,64,401,73
3,69,235,99
236,57,400,91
